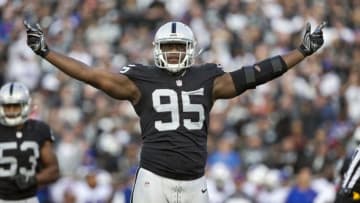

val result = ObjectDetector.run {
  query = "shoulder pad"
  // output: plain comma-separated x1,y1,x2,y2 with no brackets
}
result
119,64,143,74
26,119,54,142
202,63,224,74
119,64,158,81
26,119,47,130
189,63,224,80
194,63,223,70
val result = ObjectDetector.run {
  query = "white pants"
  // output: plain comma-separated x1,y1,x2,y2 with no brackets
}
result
131,168,209,203
0,197,39,203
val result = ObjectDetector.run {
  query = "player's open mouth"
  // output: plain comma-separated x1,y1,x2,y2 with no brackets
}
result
168,58,180,63
165,54,183,64
4,110,21,118
5,114,20,118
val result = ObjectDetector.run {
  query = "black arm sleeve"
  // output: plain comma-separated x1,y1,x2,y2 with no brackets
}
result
230,55,288,95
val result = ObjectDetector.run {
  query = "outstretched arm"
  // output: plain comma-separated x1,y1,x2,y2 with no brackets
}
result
213,22,326,100
44,51,140,103
24,21,140,103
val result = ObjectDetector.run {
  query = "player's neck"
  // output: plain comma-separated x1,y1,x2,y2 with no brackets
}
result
15,123,24,130
166,69,187,77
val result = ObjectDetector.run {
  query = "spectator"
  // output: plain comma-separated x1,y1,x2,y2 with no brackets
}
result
285,167,317,203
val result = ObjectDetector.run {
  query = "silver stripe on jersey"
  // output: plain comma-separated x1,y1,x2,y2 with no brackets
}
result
343,146,360,189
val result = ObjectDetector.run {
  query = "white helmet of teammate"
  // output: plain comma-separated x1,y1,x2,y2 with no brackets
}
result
0,82,31,126
153,21,196,72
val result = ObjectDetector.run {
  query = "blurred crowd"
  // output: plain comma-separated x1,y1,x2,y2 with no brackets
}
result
1,0,360,202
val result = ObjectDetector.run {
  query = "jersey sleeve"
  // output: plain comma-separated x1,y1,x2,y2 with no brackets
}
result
35,121,55,145
119,64,148,81
202,63,225,79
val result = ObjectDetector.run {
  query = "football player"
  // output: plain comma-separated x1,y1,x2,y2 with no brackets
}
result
336,144,360,203
24,20,325,203
0,82,59,203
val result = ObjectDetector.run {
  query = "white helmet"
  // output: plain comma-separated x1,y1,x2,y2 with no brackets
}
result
153,21,196,72
0,82,31,126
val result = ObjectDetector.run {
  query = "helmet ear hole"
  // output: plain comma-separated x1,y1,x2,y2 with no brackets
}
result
153,21,196,72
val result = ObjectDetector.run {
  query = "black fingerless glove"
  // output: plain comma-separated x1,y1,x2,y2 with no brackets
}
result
13,174,37,190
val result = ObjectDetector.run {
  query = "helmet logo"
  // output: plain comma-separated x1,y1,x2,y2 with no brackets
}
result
16,131,22,138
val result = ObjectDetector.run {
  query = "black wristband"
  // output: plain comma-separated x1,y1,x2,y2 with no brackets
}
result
38,47,50,57
297,45,310,57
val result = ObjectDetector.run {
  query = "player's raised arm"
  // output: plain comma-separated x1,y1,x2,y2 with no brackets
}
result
213,21,326,100
23,21,140,103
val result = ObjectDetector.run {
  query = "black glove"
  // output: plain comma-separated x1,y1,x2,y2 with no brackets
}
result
23,20,49,57
13,174,37,190
298,21,326,57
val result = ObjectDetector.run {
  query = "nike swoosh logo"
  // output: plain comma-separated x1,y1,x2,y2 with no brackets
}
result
201,189,207,193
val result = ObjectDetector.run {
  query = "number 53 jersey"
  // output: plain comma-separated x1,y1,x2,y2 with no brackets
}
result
121,63,224,180
0,119,53,200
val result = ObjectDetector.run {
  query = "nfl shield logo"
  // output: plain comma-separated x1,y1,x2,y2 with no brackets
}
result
176,80,182,87
16,131,22,138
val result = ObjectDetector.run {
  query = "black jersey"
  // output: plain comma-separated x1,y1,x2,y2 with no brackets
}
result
336,148,360,203
122,63,224,180
0,119,53,200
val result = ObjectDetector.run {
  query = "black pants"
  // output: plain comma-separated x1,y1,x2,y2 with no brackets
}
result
335,194,360,203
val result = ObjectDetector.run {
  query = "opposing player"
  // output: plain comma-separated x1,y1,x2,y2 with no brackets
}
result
0,82,59,203
24,20,325,203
